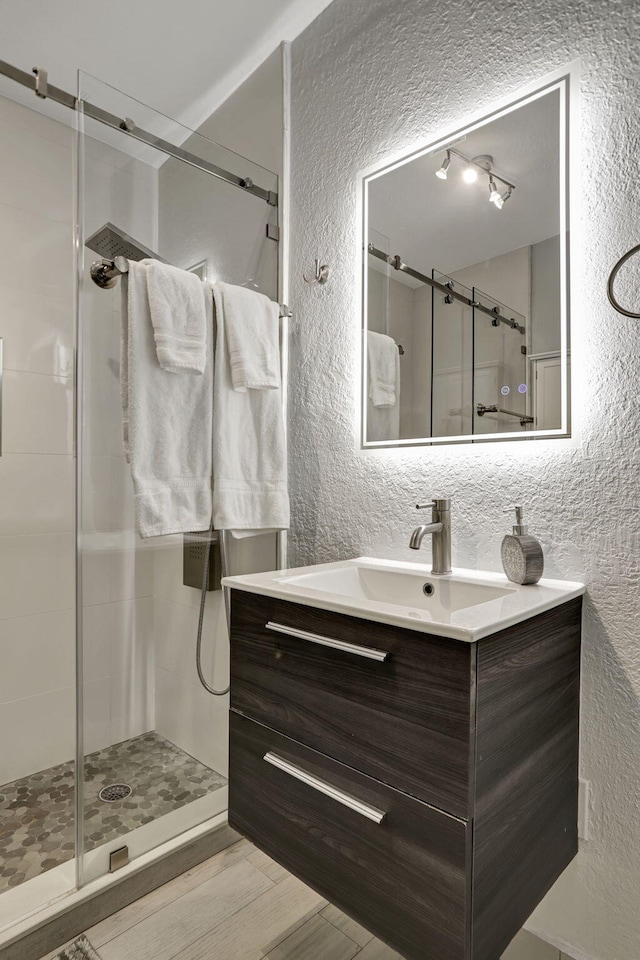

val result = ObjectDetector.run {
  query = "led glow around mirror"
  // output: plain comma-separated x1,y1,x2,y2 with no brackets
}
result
361,74,571,447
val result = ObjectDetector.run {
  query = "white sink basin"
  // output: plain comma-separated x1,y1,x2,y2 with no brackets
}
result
222,557,585,641
281,564,514,614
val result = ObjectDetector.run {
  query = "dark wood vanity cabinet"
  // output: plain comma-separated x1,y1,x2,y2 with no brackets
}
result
227,590,582,960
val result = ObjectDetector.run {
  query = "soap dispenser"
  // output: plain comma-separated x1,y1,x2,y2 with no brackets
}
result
501,505,544,585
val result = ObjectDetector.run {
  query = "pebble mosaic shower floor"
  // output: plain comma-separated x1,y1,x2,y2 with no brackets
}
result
0,732,227,893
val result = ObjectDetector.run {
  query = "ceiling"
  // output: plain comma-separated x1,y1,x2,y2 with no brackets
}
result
368,88,562,285
0,0,332,132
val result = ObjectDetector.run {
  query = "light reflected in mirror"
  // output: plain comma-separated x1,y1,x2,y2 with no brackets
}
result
362,77,570,446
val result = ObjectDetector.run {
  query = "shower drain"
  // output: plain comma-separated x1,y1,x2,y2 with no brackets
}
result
99,783,132,803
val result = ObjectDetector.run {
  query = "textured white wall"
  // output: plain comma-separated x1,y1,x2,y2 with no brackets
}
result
289,3,640,959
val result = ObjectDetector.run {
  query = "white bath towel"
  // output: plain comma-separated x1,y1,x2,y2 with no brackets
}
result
211,282,289,537
365,331,400,441
367,396,400,441
121,261,213,538
146,259,208,374
215,281,280,392
367,330,399,407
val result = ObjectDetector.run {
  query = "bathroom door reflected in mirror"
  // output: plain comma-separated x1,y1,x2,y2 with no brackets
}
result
362,76,570,445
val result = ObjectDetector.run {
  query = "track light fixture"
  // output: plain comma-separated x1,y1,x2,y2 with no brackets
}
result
435,148,515,210
462,164,478,184
435,151,451,180
492,186,513,210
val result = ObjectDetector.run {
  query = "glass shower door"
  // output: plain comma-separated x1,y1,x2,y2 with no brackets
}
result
472,287,528,435
76,71,279,885
431,271,473,438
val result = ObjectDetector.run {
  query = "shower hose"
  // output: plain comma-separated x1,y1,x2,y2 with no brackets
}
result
195,520,230,696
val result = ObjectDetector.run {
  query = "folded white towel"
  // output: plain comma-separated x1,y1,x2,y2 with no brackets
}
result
146,259,208,374
367,330,399,407
211,282,289,537
122,262,213,538
215,281,280,392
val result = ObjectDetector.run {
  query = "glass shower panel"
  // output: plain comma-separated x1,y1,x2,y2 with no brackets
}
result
472,287,528,435
366,229,408,441
431,271,473,438
76,72,279,885
367,228,391,339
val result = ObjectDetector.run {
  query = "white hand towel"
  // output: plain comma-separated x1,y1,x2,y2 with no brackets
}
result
211,282,289,537
122,262,213,538
146,259,208,374
367,330,399,407
215,281,280,392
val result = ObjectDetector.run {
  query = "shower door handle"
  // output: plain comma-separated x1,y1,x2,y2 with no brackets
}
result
0,337,3,457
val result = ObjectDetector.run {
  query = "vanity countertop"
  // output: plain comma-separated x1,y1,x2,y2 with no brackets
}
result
222,556,585,641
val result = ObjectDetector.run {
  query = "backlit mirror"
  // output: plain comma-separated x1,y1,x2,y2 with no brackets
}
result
361,75,570,446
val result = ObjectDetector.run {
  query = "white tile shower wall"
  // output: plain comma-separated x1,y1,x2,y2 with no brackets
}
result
153,50,283,772
0,91,158,783
411,287,432,438
152,541,231,775
367,268,416,439
0,91,75,783
289,3,640,959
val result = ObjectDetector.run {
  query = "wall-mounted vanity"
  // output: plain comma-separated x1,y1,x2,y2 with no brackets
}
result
224,558,584,960
362,73,571,446
222,68,581,960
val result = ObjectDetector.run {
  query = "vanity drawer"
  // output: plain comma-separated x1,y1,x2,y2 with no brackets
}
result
229,589,474,818
229,712,469,960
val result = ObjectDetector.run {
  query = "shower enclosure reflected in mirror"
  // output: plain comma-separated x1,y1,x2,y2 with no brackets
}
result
361,73,571,446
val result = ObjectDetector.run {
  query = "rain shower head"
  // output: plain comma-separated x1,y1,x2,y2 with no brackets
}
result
85,222,167,263
86,223,169,288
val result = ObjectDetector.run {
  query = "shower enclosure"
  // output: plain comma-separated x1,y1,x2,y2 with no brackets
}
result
0,61,284,940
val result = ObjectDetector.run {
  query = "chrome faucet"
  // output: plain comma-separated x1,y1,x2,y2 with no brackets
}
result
409,498,452,575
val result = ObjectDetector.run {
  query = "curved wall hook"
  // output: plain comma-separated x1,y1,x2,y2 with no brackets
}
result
607,243,640,318
303,258,330,285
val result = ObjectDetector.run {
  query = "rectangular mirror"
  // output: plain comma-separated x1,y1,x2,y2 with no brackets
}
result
361,74,570,446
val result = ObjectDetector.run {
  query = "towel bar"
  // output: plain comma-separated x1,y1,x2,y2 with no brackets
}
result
89,256,293,318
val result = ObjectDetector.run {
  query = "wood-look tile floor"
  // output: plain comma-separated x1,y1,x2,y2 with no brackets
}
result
40,839,402,960
40,839,569,960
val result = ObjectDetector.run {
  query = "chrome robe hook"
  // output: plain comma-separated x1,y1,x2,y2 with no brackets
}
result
303,258,330,285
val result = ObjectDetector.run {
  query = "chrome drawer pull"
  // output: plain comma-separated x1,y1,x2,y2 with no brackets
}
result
265,621,389,661
264,752,386,824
